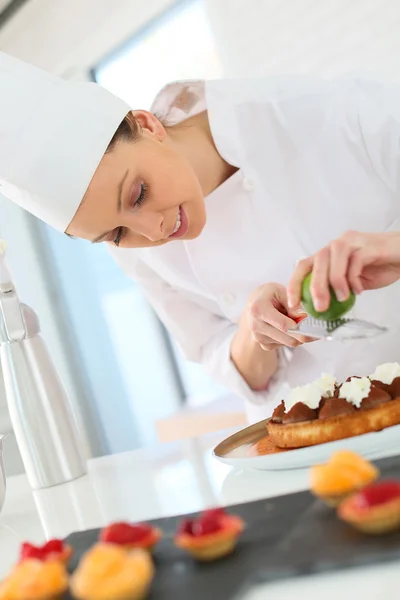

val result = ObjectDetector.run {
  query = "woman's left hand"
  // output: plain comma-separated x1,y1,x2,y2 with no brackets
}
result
287,230,400,312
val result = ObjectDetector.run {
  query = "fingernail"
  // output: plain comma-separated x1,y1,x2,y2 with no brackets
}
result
292,307,306,315
352,284,363,295
314,300,325,312
336,290,348,302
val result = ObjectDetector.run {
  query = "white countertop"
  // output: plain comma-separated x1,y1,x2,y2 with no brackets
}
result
0,428,399,599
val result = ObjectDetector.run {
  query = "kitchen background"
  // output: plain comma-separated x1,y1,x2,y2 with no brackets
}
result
0,0,399,476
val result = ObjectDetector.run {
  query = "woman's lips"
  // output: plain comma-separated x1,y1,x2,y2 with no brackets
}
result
169,206,188,239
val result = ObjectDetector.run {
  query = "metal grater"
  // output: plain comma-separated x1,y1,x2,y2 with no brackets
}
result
287,316,387,340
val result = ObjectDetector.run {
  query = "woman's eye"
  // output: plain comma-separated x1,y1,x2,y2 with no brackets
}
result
112,183,149,246
113,227,125,246
135,183,148,208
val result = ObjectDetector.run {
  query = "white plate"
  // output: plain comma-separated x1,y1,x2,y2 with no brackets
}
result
213,421,400,471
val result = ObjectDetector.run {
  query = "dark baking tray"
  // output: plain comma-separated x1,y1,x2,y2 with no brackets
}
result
64,454,400,599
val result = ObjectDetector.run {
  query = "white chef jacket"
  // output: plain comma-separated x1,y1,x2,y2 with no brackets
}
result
109,75,400,423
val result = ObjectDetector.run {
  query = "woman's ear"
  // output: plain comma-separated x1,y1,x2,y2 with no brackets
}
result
132,110,166,141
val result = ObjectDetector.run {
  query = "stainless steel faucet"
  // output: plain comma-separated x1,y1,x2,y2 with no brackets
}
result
0,253,87,489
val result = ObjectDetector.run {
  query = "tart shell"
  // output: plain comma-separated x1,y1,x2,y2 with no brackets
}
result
175,516,244,561
268,397,400,449
338,496,400,534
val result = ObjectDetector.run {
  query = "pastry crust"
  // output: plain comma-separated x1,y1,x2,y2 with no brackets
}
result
338,496,400,534
0,559,68,600
268,397,400,449
174,513,245,562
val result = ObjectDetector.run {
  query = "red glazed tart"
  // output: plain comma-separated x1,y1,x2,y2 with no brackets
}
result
100,522,162,552
19,539,72,565
338,480,400,534
175,508,245,561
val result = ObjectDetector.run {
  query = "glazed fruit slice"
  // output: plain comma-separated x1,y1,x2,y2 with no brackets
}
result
338,480,400,534
310,450,379,506
100,522,162,551
70,543,154,600
175,508,245,561
19,539,72,564
0,559,69,600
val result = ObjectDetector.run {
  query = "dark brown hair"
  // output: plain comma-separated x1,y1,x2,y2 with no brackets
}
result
106,112,142,153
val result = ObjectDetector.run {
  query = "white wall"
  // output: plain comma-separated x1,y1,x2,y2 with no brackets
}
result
1,0,399,84
206,0,400,79
0,0,176,75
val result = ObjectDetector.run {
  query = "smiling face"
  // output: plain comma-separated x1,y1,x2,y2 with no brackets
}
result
67,111,206,248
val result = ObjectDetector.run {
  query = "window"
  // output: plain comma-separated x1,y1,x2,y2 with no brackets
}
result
94,0,222,109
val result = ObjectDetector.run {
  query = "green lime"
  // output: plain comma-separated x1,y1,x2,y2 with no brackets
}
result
301,272,355,320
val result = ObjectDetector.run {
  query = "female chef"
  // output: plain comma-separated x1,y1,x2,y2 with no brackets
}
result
1,52,400,422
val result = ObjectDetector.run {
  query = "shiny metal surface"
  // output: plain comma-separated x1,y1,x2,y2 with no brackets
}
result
287,316,387,340
213,419,270,458
1,335,87,489
0,255,25,342
0,287,25,342
0,247,87,489
0,436,6,514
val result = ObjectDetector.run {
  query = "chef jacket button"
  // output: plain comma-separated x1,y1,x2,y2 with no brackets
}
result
242,175,255,191
221,292,236,306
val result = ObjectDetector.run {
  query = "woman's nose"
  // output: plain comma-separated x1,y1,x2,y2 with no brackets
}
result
127,211,165,242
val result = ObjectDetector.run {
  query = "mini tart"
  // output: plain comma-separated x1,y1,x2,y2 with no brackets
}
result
70,543,154,600
268,397,400,449
338,480,400,534
99,522,162,552
19,539,72,565
310,450,379,506
0,559,68,600
175,508,245,561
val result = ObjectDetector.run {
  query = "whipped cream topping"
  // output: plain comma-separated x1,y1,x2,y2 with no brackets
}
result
284,382,322,412
283,373,336,412
370,362,400,385
314,373,337,398
339,376,371,408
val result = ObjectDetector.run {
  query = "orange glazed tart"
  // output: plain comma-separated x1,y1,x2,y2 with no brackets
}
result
310,450,379,506
100,521,162,552
70,543,154,600
19,539,72,565
0,559,68,600
175,508,245,561
338,480,400,534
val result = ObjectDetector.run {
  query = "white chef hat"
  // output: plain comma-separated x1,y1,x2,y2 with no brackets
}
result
0,52,131,232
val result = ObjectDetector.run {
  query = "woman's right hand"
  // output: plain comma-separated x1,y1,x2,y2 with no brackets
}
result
242,282,312,351
231,283,314,391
